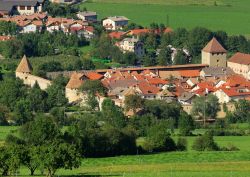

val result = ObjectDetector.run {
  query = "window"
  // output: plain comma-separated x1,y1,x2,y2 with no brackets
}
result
27,6,31,10
19,6,25,10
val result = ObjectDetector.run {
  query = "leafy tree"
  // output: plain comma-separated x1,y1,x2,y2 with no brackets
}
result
49,107,66,126
178,112,195,136
20,114,61,146
28,82,48,112
0,21,18,35
231,100,250,123
124,95,144,115
101,98,126,128
174,50,187,65
40,141,81,177
14,98,33,125
192,131,219,151
176,137,187,151
85,93,99,111
157,46,172,65
80,80,106,95
192,94,220,121
0,104,10,125
172,28,188,48
145,122,176,152
21,146,41,176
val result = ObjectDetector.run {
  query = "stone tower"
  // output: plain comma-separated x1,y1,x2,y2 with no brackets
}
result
202,37,227,67
15,55,33,81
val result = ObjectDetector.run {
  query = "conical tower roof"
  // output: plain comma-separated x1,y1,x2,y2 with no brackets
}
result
16,55,33,73
202,37,227,53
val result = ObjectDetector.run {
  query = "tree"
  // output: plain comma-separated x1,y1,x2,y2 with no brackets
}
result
0,104,10,125
40,141,81,177
145,122,176,152
192,94,220,121
101,98,126,128
14,98,33,125
20,114,61,146
176,137,187,151
21,146,41,176
85,93,99,111
124,95,144,115
178,112,195,136
233,100,250,123
192,131,219,151
157,46,172,65
80,80,106,96
174,50,187,65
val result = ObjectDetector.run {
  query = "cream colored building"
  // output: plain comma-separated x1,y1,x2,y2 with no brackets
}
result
227,52,250,80
16,55,51,90
103,16,129,30
202,37,227,67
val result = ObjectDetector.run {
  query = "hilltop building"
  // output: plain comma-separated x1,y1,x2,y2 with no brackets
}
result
202,37,227,67
103,16,129,31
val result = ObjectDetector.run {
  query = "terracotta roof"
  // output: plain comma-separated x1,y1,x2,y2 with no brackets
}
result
86,72,103,80
147,77,167,85
179,70,200,78
228,52,250,65
202,37,227,53
0,35,13,41
138,82,160,95
220,88,250,97
16,55,32,73
108,31,125,39
127,28,150,36
66,72,84,89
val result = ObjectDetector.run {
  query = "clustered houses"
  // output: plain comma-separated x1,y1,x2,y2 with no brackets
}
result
109,27,173,58
0,0,43,16
102,16,129,31
61,37,250,115
0,13,94,38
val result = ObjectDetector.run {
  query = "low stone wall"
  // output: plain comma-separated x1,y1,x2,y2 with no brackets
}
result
16,72,51,90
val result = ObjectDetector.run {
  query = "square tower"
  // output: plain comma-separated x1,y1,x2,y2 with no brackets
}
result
202,37,227,67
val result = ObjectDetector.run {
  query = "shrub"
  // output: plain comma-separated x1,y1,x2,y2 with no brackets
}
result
192,131,219,151
176,137,187,151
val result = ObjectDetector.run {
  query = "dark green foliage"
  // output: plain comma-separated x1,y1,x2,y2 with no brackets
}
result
38,61,63,72
13,98,33,125
192,131,219,151
178,112,195,136
124,95,144,114
144,122,176,152
80,79,107,95
0,104,10,125
176,137,187,151
20,114,61,146
101,98,126,128
0,21,18,35
157,46,172,65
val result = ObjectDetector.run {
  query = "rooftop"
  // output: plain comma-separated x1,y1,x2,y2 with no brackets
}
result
202,37,227,53
228,52,250,65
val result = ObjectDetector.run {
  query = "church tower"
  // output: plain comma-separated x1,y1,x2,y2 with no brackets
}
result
202,37,227,67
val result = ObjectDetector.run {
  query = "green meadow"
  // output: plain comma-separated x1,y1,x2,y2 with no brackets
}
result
80,0,250,36
1,126,250,176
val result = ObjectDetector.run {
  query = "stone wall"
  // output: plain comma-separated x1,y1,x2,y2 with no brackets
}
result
16,72,51,90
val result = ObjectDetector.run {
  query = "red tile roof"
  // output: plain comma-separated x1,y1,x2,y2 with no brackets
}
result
138,82,160,95
220,88,250,97
0,36,14,41
66,72,84,89
108,31,125,39
228,52,250,65
86,72,103,80
179,70,200,78
202,37,227,53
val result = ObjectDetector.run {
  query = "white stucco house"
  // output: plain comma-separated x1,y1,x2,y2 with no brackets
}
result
102,16,129,31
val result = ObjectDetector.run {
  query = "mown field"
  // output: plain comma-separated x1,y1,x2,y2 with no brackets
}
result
81,0,250,36
1,126,250,176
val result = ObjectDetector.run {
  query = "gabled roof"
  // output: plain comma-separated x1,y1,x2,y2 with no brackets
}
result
66,72,84,89
16,55,32,73
86,72,103,80
202,37,227,53
179,70,200,78
228,52,250,65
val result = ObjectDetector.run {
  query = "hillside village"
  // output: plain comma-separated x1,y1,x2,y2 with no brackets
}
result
1,0,250,176
16,37,250,118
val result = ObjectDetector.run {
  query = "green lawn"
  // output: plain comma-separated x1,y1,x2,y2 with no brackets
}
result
81,0,250,35
2,126,250,176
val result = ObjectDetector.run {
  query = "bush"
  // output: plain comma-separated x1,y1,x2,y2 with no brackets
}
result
192,131,219,151
176,137,187,151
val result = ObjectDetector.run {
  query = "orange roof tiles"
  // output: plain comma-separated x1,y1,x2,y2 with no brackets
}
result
179,70,200,78
228,52,250,65
86,72,103,80
109,31,125,39
202,37,227,53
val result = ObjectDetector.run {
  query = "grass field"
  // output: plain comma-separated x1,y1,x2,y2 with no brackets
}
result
81,0,250,36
